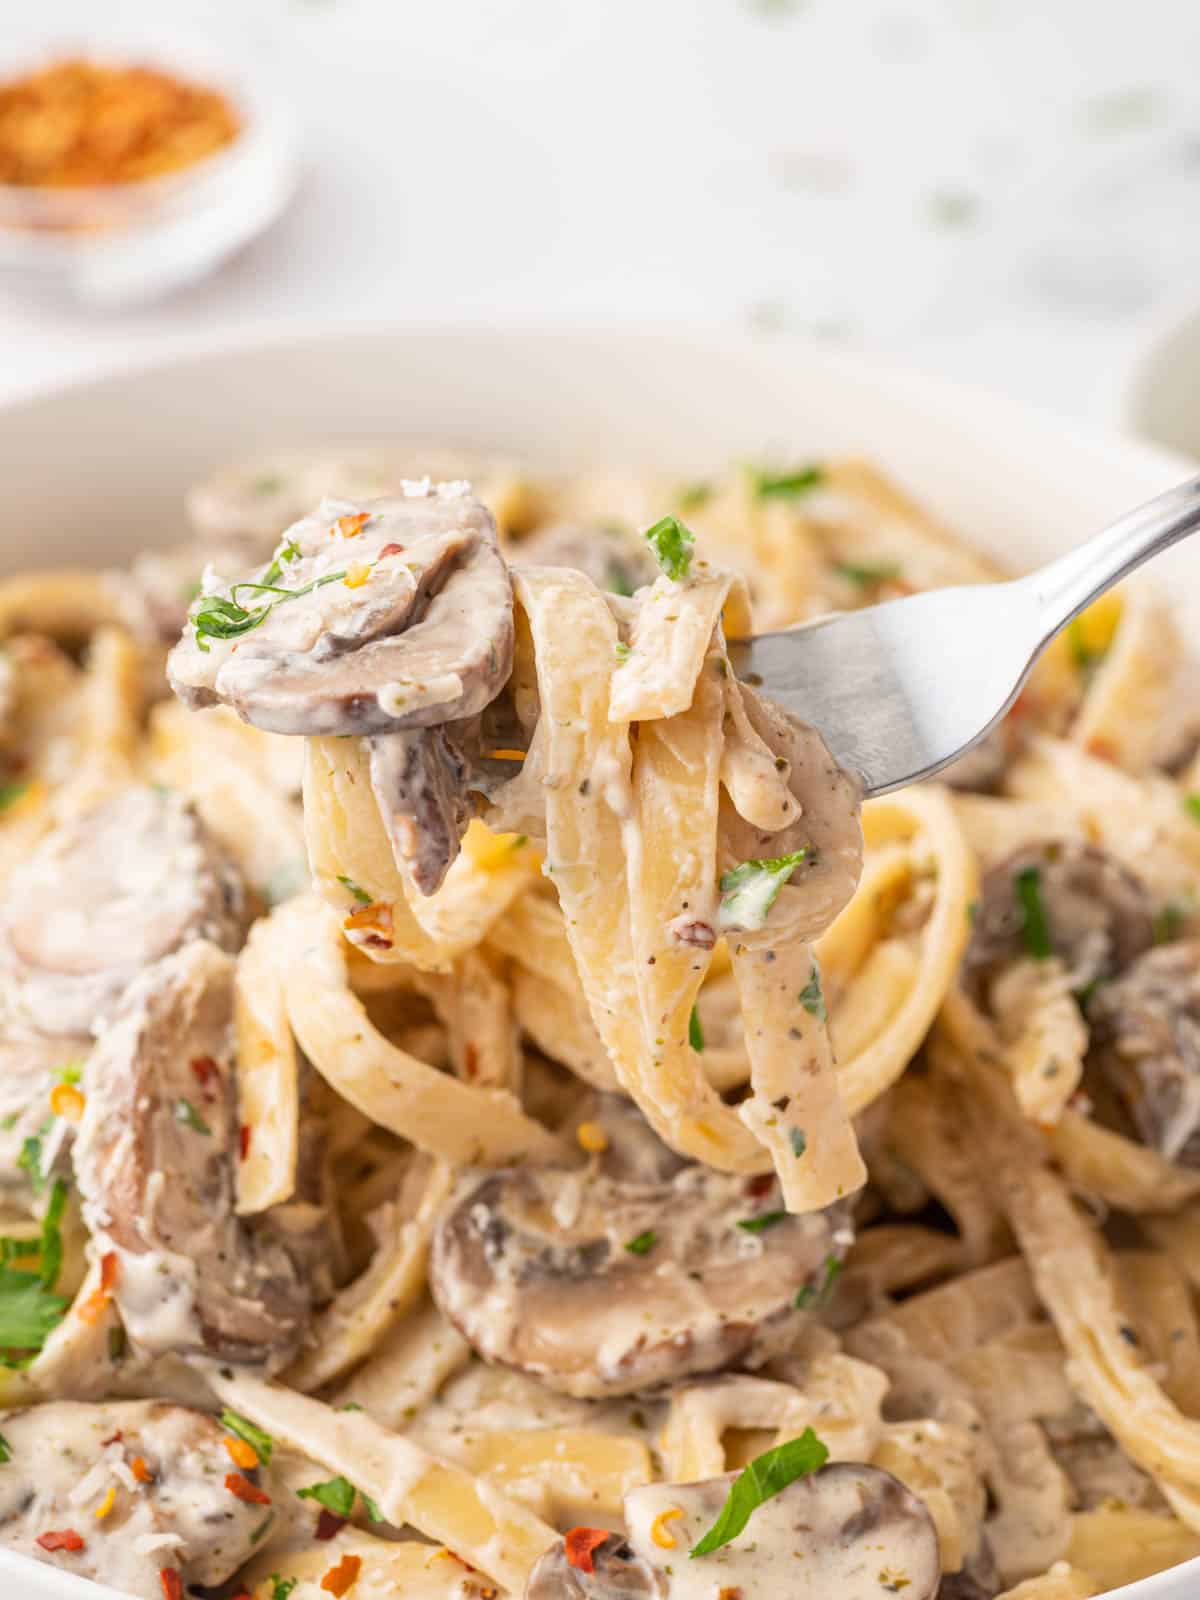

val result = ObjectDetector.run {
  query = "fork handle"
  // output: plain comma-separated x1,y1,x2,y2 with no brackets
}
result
1031,471,1200,638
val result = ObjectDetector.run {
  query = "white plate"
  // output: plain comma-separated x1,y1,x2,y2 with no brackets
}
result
0,324,1195,1600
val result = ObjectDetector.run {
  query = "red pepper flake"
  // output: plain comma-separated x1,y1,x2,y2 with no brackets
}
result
745,1173,775,1200
316,1508,347,1541
78,1252,119,1324
100,1431,124,1447
378,542,405,557
321,1553,363,1595
225,1471,271,1505
37,1529,85,1553
130,1455,154,1484
463,1042,480,1080
1086,736,1118,764
332,513,370,539
239,1123,251,1161
189,1055,220,1100
564,1527,610,1574
160,1571,184,1600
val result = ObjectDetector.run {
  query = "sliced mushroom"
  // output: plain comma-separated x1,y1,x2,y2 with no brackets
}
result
73,939,314,1369
964,839,1155,999
938,1538,1000,1599
525,1462,940,1599
430,1094,852,1398
1087,941,1200,1165
0,785,246,1038
367,720,480,895
168,487,514,739
514,522,657,597
0,1399,277,1600
939,723,1020,795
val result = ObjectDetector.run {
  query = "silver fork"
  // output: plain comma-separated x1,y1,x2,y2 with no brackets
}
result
726,472,1200,797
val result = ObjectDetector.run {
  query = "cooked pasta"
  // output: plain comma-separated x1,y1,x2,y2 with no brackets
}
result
0,448,1195,1600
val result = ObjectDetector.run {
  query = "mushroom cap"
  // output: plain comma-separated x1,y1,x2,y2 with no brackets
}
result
168,487,514,738
186,445,404,544
430,1095,852,1399
73,939,312,1369
525,1463,941,1600
0,1399,277,1596
964,839,1154,997
1088,940,1200,1165
513,522,658,597
0,785,246,1038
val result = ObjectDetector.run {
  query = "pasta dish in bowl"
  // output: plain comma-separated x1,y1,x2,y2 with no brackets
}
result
0,435,1198,1600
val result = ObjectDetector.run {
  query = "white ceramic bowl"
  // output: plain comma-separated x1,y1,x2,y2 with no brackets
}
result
1123,293,1200,463
0,324,1196,1600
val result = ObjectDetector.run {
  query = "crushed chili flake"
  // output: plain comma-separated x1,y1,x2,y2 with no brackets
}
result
333,513,370,539
315,1508,347,1541
240,1123,252,1160
463,1042,480,1080
130,1455,154,1484
159,1570,184,1600
224,1434,259,1471
78,1253,119,1323
101,1431,124,1447
378,542,405,558
564,1527,610,1574
0,59,241,190
745,1173,776,1199
225,1471,271,1505
344,902,393,948
189,1055,220,1099
37,1529,85,1552
49,1082,85,1122
321,1553,363,1596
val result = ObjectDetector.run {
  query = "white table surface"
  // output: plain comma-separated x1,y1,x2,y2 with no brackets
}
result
2,0,1198,428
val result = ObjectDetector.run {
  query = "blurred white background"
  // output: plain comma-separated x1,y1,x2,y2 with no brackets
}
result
3,0,1199,426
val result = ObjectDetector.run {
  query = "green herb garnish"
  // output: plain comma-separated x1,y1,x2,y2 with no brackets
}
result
678,482,713,511
719,850,809,931
336,875,372,906
220,1411,275,1467
174,1098,211,1136
751,465,824,500
625,1230,658,1256
38,1179,67,1290
603,558,635,598
1014,865,1052,959
0,1267,68,1355
790,1128,807,1159
16,1121,52,1195
0,783,28,815
795,1254,843,1309
833,560,901,588
690,1429,829,1556
737,1210,787,1234
1154,901,1190,945
269,1579,298,1600
52,1063,81,1087
297,1475,356,1518
190,568,347,653
798,966,825,1020
688,1004,705,1052
0,1432,9,1462
643,515,695,582
614,641,632,663
1185,794,1200,824
108,1325,127,1364
362,1493,384,1523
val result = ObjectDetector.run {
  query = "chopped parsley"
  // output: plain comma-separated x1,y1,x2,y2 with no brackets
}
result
16,1120,52,1194
719,849,809,931
0,1431,8,1462
1014,865,1053,960
790,1128,807,1159
624,1230,658,1256
1185,794,1200,824
643,515,695,582
336,1402,364,1413
336,875,372,906
0,1266,68,1357
107,1325,127,1365
751,464,824,500
794,1254,843,1309
269,1579,298,1600
52,1062,81,1087
1154,901,1190,945
362,1493,384,1523
173,1098,211,1136
297,1475,356,1518
688,1004,705,1052
690,1429,829,1556
190,567,347,653
737,1210,787,1234
0,783,28,815
603,558,635,598
833,560,901,589
677,482,713,511
614,641,632,663
798,966,825,1020
38,1179,68,1290
221,1410,275,1467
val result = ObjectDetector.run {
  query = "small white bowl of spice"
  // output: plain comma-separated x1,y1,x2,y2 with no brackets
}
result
0,7,300,305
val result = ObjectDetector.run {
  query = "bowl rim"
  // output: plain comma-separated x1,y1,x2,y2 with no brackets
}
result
0,319,1194,1600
